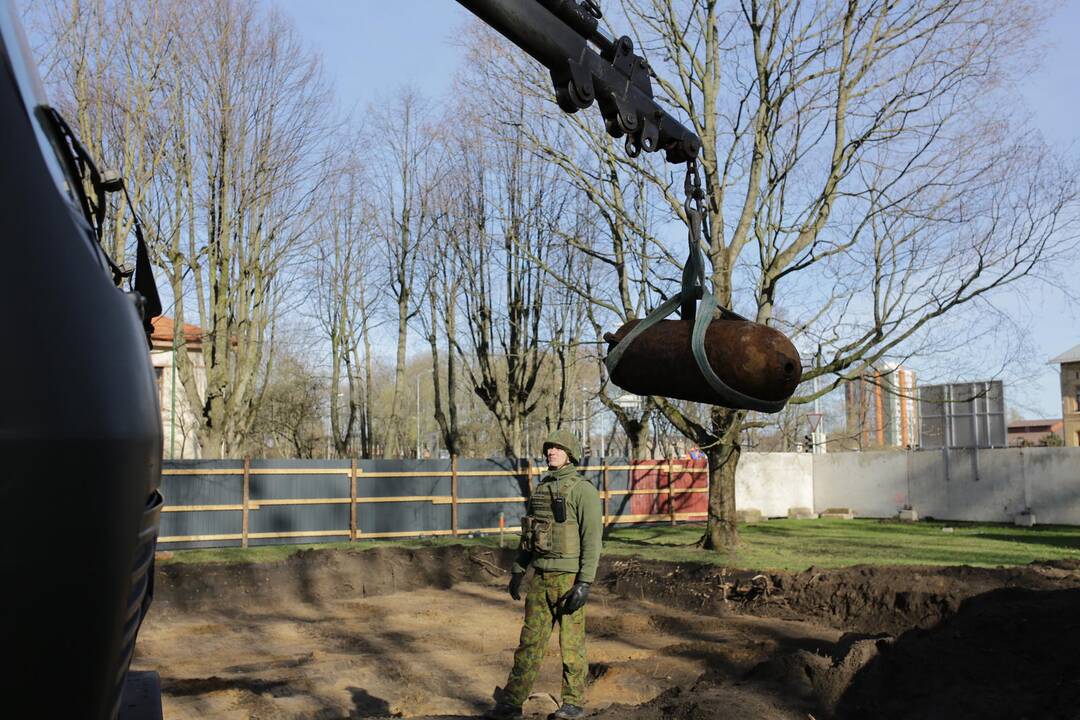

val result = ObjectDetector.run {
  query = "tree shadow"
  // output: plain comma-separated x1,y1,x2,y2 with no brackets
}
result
979,532,1080,552
346,686,398,718
602,531,701,548
162,675,294,697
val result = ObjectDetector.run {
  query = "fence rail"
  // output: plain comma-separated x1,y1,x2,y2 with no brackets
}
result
157,458,709,548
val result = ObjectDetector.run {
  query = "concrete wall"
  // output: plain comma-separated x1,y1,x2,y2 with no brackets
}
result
813,451,903,518
811,447,1080,523
737,453,813,517
1021,448,1080,524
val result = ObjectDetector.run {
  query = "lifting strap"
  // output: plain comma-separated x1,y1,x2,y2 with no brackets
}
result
604,160,787,412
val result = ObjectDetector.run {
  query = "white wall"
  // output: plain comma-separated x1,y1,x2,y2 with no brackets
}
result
150,348,206,459
813,451,909,518
736,453,813,517
1020,448,1080,524
806,447,1080,523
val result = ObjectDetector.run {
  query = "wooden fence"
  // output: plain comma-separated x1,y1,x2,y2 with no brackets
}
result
158,458,710,548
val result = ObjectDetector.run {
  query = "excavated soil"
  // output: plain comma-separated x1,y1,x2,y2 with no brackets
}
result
135,547,1080,719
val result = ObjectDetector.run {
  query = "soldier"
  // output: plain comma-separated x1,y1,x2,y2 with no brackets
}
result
485,429,603,720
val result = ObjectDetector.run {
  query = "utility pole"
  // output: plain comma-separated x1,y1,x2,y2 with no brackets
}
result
812,347,827,454
582,395,589,454
416,368,434,459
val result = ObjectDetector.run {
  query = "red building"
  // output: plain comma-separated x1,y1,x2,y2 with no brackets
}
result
1007,419,1064,447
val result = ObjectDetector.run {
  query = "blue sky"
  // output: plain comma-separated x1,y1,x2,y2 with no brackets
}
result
277,1,1080,419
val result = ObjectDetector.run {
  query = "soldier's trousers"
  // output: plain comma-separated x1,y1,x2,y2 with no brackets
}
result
502,569,587,707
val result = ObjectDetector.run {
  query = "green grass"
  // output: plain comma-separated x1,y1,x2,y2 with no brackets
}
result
156,519,1080,571
601,519,1080,570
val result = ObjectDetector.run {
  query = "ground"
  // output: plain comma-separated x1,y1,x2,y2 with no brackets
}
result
136,541,1080,719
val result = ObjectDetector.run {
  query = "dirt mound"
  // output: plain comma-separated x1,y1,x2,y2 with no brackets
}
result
154,545,517,612
589,682,811,720
601,557,1080,635
834,587,1080,719
145,546,1080,719
159,548,1080,636
773,563,1080,635
586,586,1080,720
744,633,891,714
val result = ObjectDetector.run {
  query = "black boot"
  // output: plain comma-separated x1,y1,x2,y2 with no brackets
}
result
485,689,523,720
484,701,522,719
549,703,585,719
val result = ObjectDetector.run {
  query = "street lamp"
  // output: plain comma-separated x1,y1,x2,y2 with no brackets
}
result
580,385,602,459
416,368,434,459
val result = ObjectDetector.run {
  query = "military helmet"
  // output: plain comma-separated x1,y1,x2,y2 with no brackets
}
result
542,428,582,464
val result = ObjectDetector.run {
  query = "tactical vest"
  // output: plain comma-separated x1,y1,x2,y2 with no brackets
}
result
520,476,581,559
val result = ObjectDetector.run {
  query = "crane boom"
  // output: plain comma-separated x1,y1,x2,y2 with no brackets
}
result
455,0,701,163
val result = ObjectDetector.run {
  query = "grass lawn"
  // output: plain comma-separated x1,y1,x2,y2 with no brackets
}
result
602,519,1080,570
157,519,1080,571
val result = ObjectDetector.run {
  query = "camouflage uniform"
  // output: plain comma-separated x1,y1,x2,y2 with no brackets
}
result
500,429,602,710
503,569,587,707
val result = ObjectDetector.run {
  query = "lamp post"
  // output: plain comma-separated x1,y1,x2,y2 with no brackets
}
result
812,347,826,454
580,385,599,458
416,368,434,459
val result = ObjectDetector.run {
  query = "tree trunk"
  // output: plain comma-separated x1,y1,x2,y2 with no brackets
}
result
703,407,745,551
627,417,651,460
361,337,375,458
610,408,652,459
703,444,738,550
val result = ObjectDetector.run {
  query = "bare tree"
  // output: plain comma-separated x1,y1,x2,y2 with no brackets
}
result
446,108,566,458
460,28,666,459
310,145,379,458
29,0,177,270
464,0,1078,548
245,350,325,459
422,166,469,457
153,0,332,458
369,90,445,457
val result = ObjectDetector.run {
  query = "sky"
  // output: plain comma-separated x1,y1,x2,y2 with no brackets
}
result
276,0,1080,420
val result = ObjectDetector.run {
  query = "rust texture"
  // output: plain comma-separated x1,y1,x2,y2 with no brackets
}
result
604,319,802,408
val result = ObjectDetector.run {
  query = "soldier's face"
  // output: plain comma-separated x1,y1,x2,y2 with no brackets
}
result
546,445,569,469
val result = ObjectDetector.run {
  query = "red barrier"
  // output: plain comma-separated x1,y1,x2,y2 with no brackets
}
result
627,458,708,517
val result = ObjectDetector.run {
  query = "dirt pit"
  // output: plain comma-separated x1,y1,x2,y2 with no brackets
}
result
135,546,1080,719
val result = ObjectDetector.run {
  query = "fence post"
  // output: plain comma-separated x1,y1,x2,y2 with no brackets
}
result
601,462,609,526
521,457,532,494
242,457,251,548
667,458,676,526
451,454,459,536
350,458,358,541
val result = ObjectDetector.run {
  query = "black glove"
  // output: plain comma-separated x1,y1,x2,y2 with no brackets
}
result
508,572,525,601
561,581,590,615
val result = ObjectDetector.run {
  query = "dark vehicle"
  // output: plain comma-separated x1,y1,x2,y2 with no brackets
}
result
0,3,163,718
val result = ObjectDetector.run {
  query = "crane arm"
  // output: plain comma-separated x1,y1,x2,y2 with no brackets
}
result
455,0,700,164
